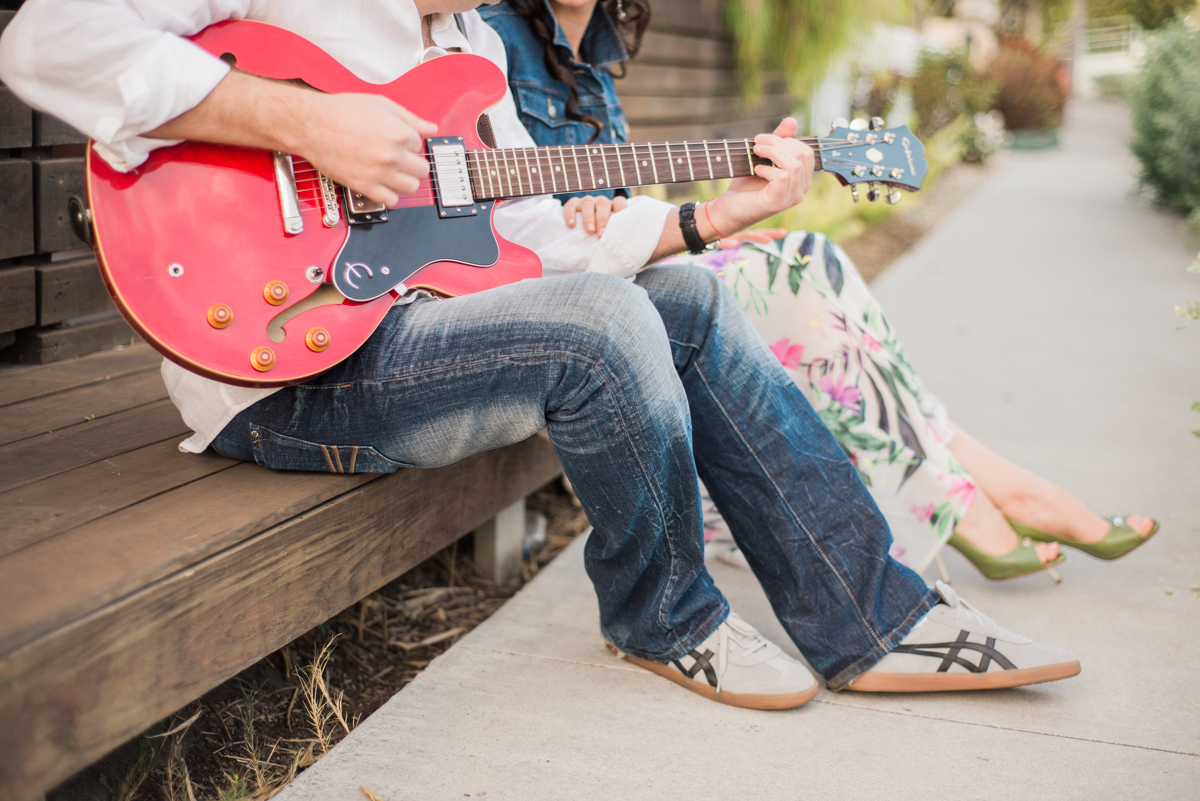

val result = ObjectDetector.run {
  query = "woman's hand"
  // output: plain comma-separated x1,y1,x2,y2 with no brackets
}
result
700,117,814,240
563,194,629,236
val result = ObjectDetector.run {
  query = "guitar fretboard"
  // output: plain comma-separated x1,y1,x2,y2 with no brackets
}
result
464,139,827,201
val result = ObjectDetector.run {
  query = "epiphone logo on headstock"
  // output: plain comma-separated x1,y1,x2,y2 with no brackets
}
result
902,137,916,175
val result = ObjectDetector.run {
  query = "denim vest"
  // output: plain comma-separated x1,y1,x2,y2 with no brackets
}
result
479,1,630,201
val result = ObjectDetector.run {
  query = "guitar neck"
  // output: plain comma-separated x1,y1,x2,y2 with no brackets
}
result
465,138,828,201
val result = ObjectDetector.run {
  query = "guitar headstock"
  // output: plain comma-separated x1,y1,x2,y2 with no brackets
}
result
818,120,927,204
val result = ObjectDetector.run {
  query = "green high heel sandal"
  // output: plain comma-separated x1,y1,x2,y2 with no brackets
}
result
1008,515,1159,561
947,531,1066,580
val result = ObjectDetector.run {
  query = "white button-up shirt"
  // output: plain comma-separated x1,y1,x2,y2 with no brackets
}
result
0,0,674,452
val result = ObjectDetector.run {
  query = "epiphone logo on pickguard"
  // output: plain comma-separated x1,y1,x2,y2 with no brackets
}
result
342,261,391,290
902,137,916,175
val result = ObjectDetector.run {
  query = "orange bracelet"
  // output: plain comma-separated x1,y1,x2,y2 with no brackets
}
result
703,200,729,240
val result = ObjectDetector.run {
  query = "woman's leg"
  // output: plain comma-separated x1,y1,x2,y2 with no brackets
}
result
947,423,1154,543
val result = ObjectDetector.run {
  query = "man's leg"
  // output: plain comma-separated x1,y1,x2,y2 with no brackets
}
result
635,263,938,689
212,272,726,662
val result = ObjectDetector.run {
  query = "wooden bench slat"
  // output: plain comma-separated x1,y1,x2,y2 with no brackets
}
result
0,436,562,801
0,368,168,447
0,398,189,494
0,343,160,408
0,437,237,559
0,462,379,654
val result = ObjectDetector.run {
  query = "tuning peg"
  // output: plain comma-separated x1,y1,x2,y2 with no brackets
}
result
849,118,869,131
850,186,860,203
886,189,902,205
869,117,885,131
866,183,880,202
831,117,849,132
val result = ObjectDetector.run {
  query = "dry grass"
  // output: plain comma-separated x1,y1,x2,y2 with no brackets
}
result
49,480,586,801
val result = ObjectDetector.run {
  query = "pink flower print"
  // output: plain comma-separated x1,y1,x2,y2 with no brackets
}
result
948,477,977,508
911,504,935,524
817,373,862,412
888,544,909,565
768,338,804,369
860,333,882,352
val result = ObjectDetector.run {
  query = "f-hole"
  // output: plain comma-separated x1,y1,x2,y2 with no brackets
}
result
266,284,345,343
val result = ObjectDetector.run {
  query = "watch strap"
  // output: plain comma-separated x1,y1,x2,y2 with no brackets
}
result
678,202,712,255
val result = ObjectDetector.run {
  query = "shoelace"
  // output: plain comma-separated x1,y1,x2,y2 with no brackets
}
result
714,614,779,692
935,581,1024,643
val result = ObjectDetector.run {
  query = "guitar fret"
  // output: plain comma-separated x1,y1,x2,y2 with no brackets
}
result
521,147,535,195
498,149,510,196
573,145,588,191
683,142,694,181
702,141,713,181
631,143,643,186
665,142,677,182
582,145,597,191
617,143,627,188
723,141,733,178
534,148,546,194
597,145,611,191
743,139,754,177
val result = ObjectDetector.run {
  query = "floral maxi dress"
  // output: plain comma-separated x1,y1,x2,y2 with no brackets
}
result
662,232,976,572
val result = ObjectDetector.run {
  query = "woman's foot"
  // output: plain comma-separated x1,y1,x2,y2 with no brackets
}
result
953,487,1060,564
946,424,1154,545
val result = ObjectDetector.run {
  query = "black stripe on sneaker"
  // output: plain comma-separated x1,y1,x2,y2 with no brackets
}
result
893,631,1017,673
672,648,719,687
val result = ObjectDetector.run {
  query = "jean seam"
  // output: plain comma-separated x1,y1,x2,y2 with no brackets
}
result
825,588,939,691
690,353,892,656
616,599,729,663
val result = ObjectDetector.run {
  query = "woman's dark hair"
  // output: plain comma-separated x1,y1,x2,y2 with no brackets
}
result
504,0,651,143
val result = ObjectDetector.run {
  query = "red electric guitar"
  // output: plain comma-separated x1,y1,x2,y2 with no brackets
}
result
78,20,927,388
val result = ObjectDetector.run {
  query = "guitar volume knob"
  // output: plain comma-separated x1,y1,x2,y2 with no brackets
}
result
263,280,289,305
305,327,331,353
207,303,233,329
250,346,276,372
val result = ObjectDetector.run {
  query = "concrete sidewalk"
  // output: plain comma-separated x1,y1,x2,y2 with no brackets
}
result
278,101,1200,800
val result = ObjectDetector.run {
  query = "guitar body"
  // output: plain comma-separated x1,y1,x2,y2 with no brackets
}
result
89,20,540,388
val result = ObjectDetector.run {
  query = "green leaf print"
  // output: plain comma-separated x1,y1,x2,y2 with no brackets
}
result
824,238,844,296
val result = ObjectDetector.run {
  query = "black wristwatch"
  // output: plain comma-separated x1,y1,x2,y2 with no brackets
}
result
679,202,715,255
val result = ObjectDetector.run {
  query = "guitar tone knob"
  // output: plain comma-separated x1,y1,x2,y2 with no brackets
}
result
869,117,885,131
250,346,276,372
305,327,332,353
263,280,289,306
206,303,233,329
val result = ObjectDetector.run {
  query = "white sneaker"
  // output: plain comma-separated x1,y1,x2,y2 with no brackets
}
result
609,612,818,709
847,581,1081,692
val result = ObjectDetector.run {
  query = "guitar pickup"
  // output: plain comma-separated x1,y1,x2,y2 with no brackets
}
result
428,137,480,219
344,188,389,225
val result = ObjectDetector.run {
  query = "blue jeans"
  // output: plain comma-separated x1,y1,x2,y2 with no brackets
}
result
212,265,936,689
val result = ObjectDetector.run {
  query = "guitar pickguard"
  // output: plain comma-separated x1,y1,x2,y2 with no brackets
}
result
333,204,501,301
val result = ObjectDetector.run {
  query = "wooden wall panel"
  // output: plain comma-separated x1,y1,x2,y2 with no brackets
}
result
623,0,796,147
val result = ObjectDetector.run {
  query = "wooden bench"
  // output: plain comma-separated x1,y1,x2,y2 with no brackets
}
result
0,343,562,801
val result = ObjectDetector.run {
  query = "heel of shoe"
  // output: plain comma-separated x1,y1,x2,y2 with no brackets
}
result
946,531,1065,581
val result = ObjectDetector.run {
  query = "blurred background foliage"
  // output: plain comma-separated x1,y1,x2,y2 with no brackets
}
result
1128,17,1200,232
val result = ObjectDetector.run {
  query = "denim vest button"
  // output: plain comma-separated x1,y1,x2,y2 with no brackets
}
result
547,98,557,119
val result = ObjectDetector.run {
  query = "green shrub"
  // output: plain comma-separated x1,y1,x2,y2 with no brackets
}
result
1129,19,1200,219
1114,0,1197,29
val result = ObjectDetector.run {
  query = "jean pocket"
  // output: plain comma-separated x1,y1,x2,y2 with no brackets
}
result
249,425,412,473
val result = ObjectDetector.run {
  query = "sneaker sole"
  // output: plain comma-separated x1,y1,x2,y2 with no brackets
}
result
608,645,818,710
845,660,1081,692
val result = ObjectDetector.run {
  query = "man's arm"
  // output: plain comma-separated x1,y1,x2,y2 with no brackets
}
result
148,70,437,206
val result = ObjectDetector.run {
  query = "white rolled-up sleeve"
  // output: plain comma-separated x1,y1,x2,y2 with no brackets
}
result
462,11,676,279
0,0,248,171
